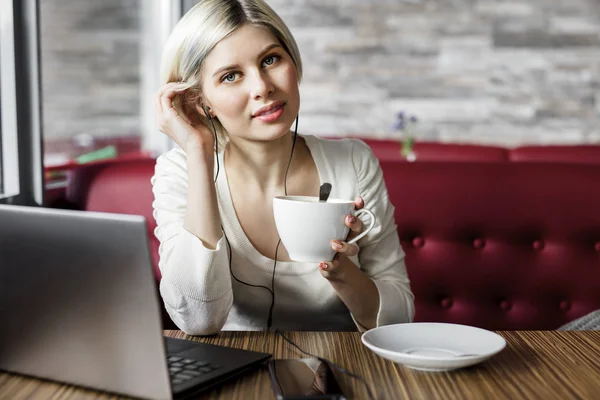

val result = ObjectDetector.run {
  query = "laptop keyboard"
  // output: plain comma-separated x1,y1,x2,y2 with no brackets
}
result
167,355,222,386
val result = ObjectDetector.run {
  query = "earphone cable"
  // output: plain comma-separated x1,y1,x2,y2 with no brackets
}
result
207,108,298,331
208,112,275,293
268,116,299,330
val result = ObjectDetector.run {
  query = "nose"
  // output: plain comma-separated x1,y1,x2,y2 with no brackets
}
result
250,70,274,100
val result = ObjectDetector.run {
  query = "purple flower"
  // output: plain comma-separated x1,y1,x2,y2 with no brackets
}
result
393,111,419,132
392,120,405,131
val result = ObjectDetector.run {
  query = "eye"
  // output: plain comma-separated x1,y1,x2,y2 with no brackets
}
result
262,54,280,67
221,72,238,83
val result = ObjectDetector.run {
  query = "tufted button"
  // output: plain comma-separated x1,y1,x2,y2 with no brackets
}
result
595,242,600,252
533,240,545,251
499,300,512,311
473,238,486,249
559,300,571,311
440,297,453,309
412,237,425,248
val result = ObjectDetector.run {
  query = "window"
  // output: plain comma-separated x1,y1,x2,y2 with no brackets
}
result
0,0,44,206
0,0,20,200
3,0,185,204
40,0,144,169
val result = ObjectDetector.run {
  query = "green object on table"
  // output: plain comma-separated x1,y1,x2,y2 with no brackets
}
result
75,145,117,164
400,136,415,158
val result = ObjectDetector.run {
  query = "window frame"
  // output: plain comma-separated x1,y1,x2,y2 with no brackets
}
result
0,0,21,200
0,0,44,206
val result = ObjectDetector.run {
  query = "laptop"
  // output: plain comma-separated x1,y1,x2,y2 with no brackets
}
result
0,204,271,400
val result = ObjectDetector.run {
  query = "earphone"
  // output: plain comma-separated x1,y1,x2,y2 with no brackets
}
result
202,104,212,120
202,103,298,330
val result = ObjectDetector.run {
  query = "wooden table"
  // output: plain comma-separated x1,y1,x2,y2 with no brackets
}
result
1,330,600,399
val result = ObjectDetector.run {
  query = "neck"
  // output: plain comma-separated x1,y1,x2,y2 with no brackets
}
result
225,131,300,195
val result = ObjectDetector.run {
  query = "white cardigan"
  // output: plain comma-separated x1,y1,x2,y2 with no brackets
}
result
151,134,414,335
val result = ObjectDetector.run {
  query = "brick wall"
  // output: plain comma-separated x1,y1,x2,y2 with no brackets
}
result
40,0,600,146
40,0,140,141
270,0,600,145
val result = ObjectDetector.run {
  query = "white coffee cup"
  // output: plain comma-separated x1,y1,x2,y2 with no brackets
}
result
273,196,376,263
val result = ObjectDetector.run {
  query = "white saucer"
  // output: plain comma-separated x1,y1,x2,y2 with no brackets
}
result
361,323,506,372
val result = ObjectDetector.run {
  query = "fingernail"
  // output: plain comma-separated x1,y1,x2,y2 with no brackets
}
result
347,215,356,224
319,262,328,270
333,240,343,249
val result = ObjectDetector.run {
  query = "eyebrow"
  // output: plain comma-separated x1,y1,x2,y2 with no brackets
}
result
211,43,283,78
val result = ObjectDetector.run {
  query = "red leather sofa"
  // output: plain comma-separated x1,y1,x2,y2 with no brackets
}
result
384,161,600,330
63,159,172,327
54,140,600,330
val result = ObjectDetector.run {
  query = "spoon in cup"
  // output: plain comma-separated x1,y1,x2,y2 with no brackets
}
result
319,183,332,202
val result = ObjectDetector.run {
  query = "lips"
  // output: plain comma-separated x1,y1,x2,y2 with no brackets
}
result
252,101,286,118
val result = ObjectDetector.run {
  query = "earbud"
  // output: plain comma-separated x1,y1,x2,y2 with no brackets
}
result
205,108,212,120
202,104,212,120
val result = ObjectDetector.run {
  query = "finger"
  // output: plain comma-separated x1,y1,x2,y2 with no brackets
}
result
154,95,163,128
354,196,364,210
344,214,364,234
154,88,166,114
331,240,359,257
154,82,183,110
158,83,188,113
160,86,181,116
318,259,341,279
154,90,161,112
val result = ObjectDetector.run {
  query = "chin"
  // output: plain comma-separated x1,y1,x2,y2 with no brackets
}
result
258,124,296,142
253,112,299,141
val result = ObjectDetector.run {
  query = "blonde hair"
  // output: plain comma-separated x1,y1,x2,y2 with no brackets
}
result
160,0,303,150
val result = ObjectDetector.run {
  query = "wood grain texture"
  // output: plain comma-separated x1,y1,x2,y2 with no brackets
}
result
1,330,600,400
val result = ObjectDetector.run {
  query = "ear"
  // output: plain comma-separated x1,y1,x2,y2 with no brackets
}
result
195,103,215,119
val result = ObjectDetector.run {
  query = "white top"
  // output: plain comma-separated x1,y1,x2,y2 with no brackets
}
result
151,134,414,335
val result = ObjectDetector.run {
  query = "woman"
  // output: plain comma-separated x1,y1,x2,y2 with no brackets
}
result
151,0,414,335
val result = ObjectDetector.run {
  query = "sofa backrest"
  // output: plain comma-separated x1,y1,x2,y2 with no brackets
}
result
62,146,600,330
381,161,600,330
510,145,600,164
64,157,178,329
361,139,509,162
358,138,600,165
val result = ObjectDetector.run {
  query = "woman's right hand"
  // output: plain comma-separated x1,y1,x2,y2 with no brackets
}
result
154,82,214,156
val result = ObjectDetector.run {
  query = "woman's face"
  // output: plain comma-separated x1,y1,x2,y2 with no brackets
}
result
200,24,300,143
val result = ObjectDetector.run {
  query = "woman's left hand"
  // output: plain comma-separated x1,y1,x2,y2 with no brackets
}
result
319,196,364,281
